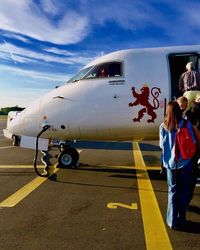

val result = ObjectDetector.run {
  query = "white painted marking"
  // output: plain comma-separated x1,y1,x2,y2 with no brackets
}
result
0,165,43,169
0,146,14,149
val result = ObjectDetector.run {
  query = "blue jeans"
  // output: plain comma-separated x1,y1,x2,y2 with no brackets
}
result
166,162,192,228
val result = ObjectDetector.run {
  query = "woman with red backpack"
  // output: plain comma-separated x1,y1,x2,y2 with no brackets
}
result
159,100,197,230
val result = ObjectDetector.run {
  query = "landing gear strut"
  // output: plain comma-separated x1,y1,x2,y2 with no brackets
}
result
12,135,20,146
40,150,53,175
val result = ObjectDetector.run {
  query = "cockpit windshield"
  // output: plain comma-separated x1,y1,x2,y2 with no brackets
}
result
84,62,122,79
67,66,93,83
67,61,123,83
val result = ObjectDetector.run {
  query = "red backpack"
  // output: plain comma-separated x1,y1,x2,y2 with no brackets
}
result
175,120,196,160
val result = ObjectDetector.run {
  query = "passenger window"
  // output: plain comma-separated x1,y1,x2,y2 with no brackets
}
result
84,62,122,79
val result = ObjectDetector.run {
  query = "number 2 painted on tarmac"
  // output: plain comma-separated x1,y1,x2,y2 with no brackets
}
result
107,202,138,210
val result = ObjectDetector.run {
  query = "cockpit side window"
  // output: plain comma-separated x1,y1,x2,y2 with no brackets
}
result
84,62,122,79
67,66,93,83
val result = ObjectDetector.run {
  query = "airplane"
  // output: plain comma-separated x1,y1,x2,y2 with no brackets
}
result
3,44,200,176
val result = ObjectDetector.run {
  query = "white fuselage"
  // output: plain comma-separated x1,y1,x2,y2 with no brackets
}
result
6,45,200,142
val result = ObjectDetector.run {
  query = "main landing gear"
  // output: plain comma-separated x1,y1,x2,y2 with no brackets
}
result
57,145,79,168
36,144,80,177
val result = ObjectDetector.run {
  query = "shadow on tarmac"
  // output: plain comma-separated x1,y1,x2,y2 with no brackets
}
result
69,141,161,151
47,167,168,195
48,176,138,190
47,166,200,234
181,220,200,234
188,205,200,215
55,164,166,180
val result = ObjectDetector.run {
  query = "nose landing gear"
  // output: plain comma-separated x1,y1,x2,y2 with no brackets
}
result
34,127,80,177
12,135,20,146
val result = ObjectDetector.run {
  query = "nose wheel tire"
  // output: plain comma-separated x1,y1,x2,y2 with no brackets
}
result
57,147,79,168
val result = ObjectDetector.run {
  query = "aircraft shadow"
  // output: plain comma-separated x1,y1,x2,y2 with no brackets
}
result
69,141,161,151
48,174,138,191
77,165,167,181
49,165,168,194
54,164,167,182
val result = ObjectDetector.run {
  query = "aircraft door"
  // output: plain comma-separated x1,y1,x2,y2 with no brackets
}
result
168,53,200,99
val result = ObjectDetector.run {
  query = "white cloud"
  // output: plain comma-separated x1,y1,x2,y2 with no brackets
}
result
0,42,96,65
0,0,89,44
3,33,30,43
81,0,165,30
179,3,200,27
156,2,200,44
1,0,199,47
43,47,76,56
40,0,61,16
43,46,96,64
0,42,71,64
0,0,170,46
0,0,187,47
0,64,70,82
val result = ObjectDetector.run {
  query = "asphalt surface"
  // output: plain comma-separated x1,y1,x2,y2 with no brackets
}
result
0,119,199,250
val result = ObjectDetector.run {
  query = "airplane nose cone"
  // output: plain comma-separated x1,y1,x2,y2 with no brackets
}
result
7,112,24,136
8,113,44,137
7,104,43,137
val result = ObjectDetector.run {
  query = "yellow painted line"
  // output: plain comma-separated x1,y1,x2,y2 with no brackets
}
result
107,202,138,210
0,164,161,170
0,165,44,169
134,166,161,170
114,165,161,170
124,165,161,171
132,142,172,250
0,167,59,207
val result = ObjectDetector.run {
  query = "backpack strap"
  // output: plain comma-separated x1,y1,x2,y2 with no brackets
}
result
179,118,187,129
175,130,180,161
175,119,187,161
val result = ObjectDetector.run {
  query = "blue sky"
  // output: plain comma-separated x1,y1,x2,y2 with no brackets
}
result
0,0,200,108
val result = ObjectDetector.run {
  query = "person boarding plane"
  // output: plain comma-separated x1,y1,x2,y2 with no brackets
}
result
3,45,200,176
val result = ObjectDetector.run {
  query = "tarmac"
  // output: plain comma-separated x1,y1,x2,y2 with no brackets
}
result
0,119,199,250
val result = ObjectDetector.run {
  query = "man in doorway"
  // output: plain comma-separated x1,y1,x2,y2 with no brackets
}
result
179,62,200,108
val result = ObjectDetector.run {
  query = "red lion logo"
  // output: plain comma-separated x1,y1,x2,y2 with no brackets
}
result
129,85,161,123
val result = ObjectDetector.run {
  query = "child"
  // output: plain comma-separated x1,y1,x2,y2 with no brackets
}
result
176,96,188,117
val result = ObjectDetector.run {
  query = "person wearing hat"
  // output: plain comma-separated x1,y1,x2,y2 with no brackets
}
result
179,62,200,108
